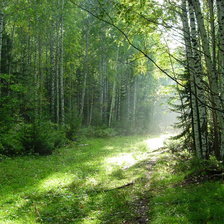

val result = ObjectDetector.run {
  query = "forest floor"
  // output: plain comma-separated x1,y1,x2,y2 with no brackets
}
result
1,135,224,224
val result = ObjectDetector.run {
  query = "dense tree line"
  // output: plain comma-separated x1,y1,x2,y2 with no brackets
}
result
0,0,170,155
77,0,224,161
176,0,224,160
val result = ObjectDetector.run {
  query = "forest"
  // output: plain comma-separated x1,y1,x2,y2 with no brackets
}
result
1,0,224,223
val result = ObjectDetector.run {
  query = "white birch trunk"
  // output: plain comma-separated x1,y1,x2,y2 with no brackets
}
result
191,0,222,158
189,1,208,158
0,11,3,74
182,0,201,157
216,0,224,158
109,79,116,127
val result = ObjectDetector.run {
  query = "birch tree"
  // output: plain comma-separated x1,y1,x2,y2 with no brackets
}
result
0,10,3,74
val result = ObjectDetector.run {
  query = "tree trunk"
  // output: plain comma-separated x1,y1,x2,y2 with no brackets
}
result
109,79,116,127
99,56,104,123
50,25,56,122
56,23,60,125
182,0,201,157
189,1,208,158
0,10,3,74
132,76,137,129
88,90,93,126
80,26,89,120
191,0,221,158
60,0,65,125
216,0,224,158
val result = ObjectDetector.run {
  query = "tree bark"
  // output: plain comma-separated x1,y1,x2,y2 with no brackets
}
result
60,0,65,125
50,25,56,122
216,0,224,158
182,0,201,157
0,10,3,74
80,25,89,120
109,79,116,127
189,1,208,158
191,0,221,158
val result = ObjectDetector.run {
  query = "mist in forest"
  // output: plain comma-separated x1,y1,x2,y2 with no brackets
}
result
150,99,178,135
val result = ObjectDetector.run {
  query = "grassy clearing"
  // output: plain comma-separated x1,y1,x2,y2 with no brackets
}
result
3,134,222,224
150,152,224,224
0,136,155,224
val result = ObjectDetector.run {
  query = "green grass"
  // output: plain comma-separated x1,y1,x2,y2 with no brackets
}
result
3,135,223,224
0,136,154,224
150,153,224,224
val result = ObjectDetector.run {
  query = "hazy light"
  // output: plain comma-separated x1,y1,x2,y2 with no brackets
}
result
145,134,170,150
156,0,164,4
106,153,136,170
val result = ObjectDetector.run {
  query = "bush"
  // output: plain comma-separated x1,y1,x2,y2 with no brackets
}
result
94,127,117,137
65,116,82,140
0,124,24,155
21,122,67,155
0,121,67,156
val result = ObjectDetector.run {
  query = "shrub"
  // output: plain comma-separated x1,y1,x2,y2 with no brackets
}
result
0,125,24,155
21,122,67,155
65,116,82,140
0,129,23,155
94,127,117,137
77,126,95,137
0,121,67,156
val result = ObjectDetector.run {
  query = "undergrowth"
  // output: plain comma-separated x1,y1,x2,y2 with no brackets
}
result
150,148,224,224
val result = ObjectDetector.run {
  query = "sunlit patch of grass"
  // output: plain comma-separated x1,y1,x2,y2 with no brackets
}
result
38,173,76,192
105,153,137,170
0,135,155,223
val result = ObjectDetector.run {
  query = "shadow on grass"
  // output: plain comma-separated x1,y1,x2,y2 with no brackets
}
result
7,160,149,223
152,182,224,224
151,156,224,224
0,136,150,223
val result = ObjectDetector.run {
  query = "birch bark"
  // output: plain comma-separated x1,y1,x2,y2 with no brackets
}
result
0,11,3,74
191,0,222,158
109,79,116,127
216,0,224,158
182,0,201,157
189,1,208,158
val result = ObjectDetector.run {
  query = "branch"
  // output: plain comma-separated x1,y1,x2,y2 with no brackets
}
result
69,0,224,113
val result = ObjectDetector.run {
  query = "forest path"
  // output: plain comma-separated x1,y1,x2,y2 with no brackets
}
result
133,134,170,224
0,134,171,224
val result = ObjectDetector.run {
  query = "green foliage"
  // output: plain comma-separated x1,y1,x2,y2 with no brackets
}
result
0,121,67,156
168,70,193,152
21,122,67,155
0,123,24,155
0,0,174,158
65,115,82,140
94,127,118,137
